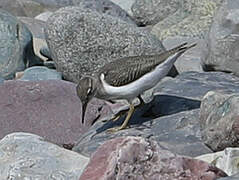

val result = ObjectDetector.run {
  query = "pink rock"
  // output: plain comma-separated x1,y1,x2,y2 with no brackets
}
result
0,80,107,146
80,136,227,180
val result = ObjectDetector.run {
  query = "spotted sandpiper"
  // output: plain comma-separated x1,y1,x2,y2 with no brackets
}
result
76,42,196,132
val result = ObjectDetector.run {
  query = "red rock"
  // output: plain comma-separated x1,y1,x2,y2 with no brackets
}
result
80,136,227,180
0,80,107,146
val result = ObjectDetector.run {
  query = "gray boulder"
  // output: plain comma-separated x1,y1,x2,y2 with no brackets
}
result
45,6,164,82
200,91,239,151
0,132,89,180
203,0,239,76
19,66,62,81
80,136,227,180
0,10,32,79
110,0,136,16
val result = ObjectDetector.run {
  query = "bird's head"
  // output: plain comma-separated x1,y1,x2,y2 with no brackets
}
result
76,76,97,123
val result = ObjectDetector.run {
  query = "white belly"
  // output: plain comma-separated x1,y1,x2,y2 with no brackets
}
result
101,52,181,101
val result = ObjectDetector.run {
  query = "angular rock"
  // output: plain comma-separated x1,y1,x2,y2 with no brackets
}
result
0,132,89,179
73,0,135,24
73,71,239,157
200,91,239,151
35,11,53,22
19,66,62,81
110,0,136,16
0,10,32,79
0,80,109,145
45,6,164,82
80,136,227,180
151,0,224,40
196,147,239,176
203,0,239,76
18,17,46,39
0,0,46,18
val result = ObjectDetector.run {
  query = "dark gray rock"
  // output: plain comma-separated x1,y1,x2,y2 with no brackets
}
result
45,6,164,82
0,9,32,79
19,66,62,81
80,136,227,180
73,0,135,24
0,0,46,18
18,17,46,39
151,0,224,40
73,71,239,157
0,76,4,84
0,132,89,179
203,0,239,76
200,91,239,151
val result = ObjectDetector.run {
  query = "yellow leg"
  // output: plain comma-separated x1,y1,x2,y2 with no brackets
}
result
107,104,135,132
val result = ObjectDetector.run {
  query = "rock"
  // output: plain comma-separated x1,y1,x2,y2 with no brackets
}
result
0,80,108,145
151,0,224,40
0,76,4,84
31,0,75,7
80,136,227,180
203,0,239,76
73,0,135,24
18,16,46,39
0,132,89,179
110,0,136,16
35,11,53,21
73,71,239,157
0,0,46,18
218,174,239,180
19,66,62,81
196,147,239,176
0,9,33,79
45,6,164,82
200,91,239,151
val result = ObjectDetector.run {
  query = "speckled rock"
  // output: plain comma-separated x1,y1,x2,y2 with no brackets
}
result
151,0,224,40
0,80,107,146
200,91,239,151
110,0,136,16
0,10,32,79
19,66,62,81
73,0,135,24
203,0,239,76
80,136,227,180
0,132,89,180
45,6,164,82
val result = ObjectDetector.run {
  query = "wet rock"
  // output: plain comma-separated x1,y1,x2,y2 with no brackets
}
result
200,91,239,151
0,10,32,79
80,136,227,180
0,132,89,179
19,66,62,81
203,0,239,76
45,6,164,82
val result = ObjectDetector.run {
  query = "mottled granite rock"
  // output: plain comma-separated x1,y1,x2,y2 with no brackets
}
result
196,148,239,176
19,66,62,81
0,132,89,180
45,6,164,82
151,0,224,40
200,91,239,151
80,136,227,180
0,80,106,145
0,10,32,79
203,0,239,76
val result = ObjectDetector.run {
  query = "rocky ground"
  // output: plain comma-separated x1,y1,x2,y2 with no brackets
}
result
0,0,239,179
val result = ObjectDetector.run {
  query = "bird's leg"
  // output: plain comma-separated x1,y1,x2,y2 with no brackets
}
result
107,104,135,133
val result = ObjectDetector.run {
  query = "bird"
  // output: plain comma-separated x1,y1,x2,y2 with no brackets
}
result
76,42,196,132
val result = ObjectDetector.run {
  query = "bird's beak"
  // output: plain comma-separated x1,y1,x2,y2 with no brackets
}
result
82,102,88,124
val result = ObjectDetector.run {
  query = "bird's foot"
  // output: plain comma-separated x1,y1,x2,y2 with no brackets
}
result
106,126,127,133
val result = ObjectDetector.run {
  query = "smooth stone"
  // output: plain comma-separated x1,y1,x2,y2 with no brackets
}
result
0,9,32,79
0,80,107,145
203,0,239,76
19,66,62,81
151,0,224,40
45,6,164,82
35,11,53,22
196,148,239,176
79,136,227,180
200,91,239,151
0,132,89,179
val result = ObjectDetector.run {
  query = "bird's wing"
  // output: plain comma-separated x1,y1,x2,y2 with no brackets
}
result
98,43,196,87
